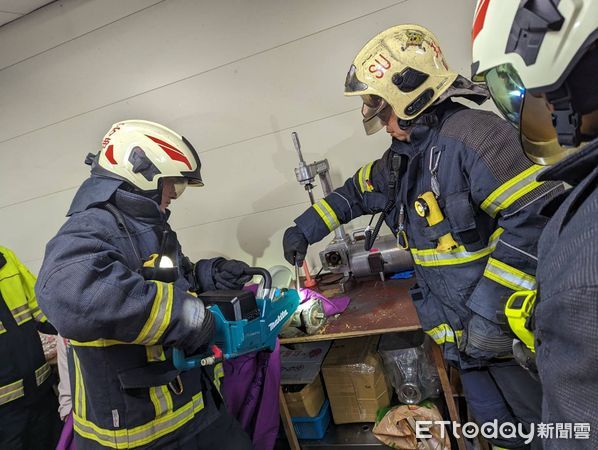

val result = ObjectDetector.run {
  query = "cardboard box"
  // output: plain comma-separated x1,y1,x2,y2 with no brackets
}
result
322,336,391,424
280,341,331,385
283,374,326,418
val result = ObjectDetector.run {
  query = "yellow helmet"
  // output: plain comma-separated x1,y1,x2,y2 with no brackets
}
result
345,24,458,135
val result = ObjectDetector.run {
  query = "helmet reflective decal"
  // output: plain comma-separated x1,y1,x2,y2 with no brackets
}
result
146,135,192,170
472,0,491,42
105,145,117,165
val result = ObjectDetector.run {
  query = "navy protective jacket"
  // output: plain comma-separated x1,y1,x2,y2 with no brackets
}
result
535,140,598,448
36,176,225,449
294,101,563,369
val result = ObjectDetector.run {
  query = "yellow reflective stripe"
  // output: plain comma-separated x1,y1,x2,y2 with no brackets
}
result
0,320,5,335
31,306,47,322
411,228,504,267
484,258,537,291
73,392,204,449
358,162,374,193
0,379,25,405
424,324,463,345
146,345,172,418
145,345,166,362
13,310,32,326
73,349,87,419
312,199,340,232
481,165,544,217
35,363,52,386
133,281,173,346
71,339,129,347
10,304,32,326
213,362,224,393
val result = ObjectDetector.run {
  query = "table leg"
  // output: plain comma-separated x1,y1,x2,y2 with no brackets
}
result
431,342,466,450
279,386,301,450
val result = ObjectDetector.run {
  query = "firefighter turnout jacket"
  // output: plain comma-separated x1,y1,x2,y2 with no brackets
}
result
0,246,56,410
36,177,226,449
294,102,563,369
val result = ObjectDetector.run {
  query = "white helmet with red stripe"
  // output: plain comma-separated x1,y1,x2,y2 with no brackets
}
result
93,120,203,190
472,0,598,165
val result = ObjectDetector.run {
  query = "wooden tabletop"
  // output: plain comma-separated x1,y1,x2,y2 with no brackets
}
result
280,277,421,344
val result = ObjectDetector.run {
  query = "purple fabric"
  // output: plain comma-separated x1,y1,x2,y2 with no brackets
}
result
299,288,351,316
223,340,281,450
55,412,75,450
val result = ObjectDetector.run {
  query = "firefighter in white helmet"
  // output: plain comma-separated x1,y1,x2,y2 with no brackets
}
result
284,24,562,448
36,120,253,449
472,0,598,447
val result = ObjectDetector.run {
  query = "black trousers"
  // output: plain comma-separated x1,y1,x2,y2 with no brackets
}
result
0,389,62,450
460,361,543,449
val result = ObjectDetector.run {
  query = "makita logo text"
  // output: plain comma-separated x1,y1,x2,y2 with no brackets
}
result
268,310,289,331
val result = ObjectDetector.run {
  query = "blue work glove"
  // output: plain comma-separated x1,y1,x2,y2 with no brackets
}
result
461,314,513,360
212,258,252,290
283,226,308,266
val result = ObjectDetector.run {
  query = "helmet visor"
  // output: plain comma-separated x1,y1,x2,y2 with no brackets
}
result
485,63,579,166
173,178,188,199
361,95,392,135
345,64,369,94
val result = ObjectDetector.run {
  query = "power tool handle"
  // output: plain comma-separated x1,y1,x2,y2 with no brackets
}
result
243,267,272,291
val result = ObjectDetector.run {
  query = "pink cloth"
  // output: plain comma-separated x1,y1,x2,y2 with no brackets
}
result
298,288,350,316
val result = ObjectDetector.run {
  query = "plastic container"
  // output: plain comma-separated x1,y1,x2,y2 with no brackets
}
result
292,399,331,440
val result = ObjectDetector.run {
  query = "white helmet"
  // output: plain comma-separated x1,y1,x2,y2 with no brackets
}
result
344,24,458,135
472,0,598,165
90,120,203,191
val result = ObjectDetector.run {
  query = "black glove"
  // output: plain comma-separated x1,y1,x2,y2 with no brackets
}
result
212,259,252,290
283,226,308,266
461,314,513,360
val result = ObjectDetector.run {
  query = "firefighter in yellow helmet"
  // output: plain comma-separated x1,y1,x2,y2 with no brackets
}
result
284,25,563,448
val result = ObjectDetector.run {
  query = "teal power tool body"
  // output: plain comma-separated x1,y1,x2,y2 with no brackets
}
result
173,267,300,370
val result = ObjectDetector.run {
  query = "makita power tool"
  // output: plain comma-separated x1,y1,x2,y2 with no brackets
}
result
173,267,300,370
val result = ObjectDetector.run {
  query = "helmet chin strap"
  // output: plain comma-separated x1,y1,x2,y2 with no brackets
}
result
397,104,441,130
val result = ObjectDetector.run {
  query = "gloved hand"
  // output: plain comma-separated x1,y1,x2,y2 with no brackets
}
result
283,226,308,266
461,313,513,360
212,258,252,290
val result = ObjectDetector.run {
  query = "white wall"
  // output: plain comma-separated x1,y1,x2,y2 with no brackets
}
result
0,0,478,274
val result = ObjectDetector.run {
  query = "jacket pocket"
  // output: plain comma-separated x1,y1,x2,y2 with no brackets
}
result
445,191,484,251
362,191,388,214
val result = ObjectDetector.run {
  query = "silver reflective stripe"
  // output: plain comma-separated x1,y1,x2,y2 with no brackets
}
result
481,165,544,217
142,283,170,344
312,199,340,231
150,386,170,418
411,229,503,267
425,324,462,345
10,304,29,315
35,363,52,386
484,258,537,291
73,392,204,448
12,304,32,325
0,379,25,405
31,306,45,321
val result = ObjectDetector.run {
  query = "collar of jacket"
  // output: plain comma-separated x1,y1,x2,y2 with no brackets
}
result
113,189,167,224
67,175,168,223
538,138,598,186
390,102,466,157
